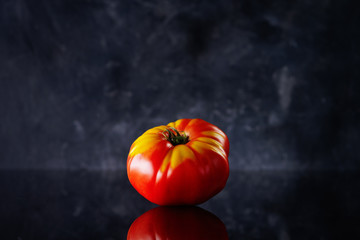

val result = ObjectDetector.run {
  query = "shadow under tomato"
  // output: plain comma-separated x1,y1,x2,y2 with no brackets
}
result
127,206,228,240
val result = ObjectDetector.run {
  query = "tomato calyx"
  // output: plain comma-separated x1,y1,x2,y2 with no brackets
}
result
162,127,189,146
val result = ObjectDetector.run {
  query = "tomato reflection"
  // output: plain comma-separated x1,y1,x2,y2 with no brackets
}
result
127,206,228,240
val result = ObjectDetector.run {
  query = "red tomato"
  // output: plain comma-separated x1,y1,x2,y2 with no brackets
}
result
127,118,229,205
127,206,228,240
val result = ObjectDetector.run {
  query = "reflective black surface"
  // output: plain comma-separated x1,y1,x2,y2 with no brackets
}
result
1,170,359,239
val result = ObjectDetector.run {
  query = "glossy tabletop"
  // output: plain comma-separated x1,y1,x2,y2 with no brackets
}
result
1,170,359,239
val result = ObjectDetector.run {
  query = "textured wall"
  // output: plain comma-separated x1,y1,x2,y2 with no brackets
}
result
1,0,359,170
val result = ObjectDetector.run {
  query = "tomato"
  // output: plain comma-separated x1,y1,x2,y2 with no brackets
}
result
127,118,229,205
127,206,228,240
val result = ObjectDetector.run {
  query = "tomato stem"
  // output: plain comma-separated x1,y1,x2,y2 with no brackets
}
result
162,128,189,146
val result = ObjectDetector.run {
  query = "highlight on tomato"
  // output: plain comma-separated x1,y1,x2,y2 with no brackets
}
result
127,118,229,205
127,206,228,240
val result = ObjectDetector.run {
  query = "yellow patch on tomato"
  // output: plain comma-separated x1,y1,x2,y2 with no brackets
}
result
144,126,168,134
189,138,227,159
160,145,196,172
129,125,171,157
166,121,176,128
201,130,226,143
129,134,161,157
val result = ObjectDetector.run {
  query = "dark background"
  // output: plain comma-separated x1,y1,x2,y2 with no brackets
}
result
1,0,359,171
1,0,360,239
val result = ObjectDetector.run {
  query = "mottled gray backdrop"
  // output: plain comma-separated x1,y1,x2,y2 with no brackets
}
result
1,0,359,170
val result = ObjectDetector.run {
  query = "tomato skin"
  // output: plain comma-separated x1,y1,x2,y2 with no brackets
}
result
127,118,229,205
127,206,228,240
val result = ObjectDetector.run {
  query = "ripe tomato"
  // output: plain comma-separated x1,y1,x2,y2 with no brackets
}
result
127,206,228,240
127,118,229,205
